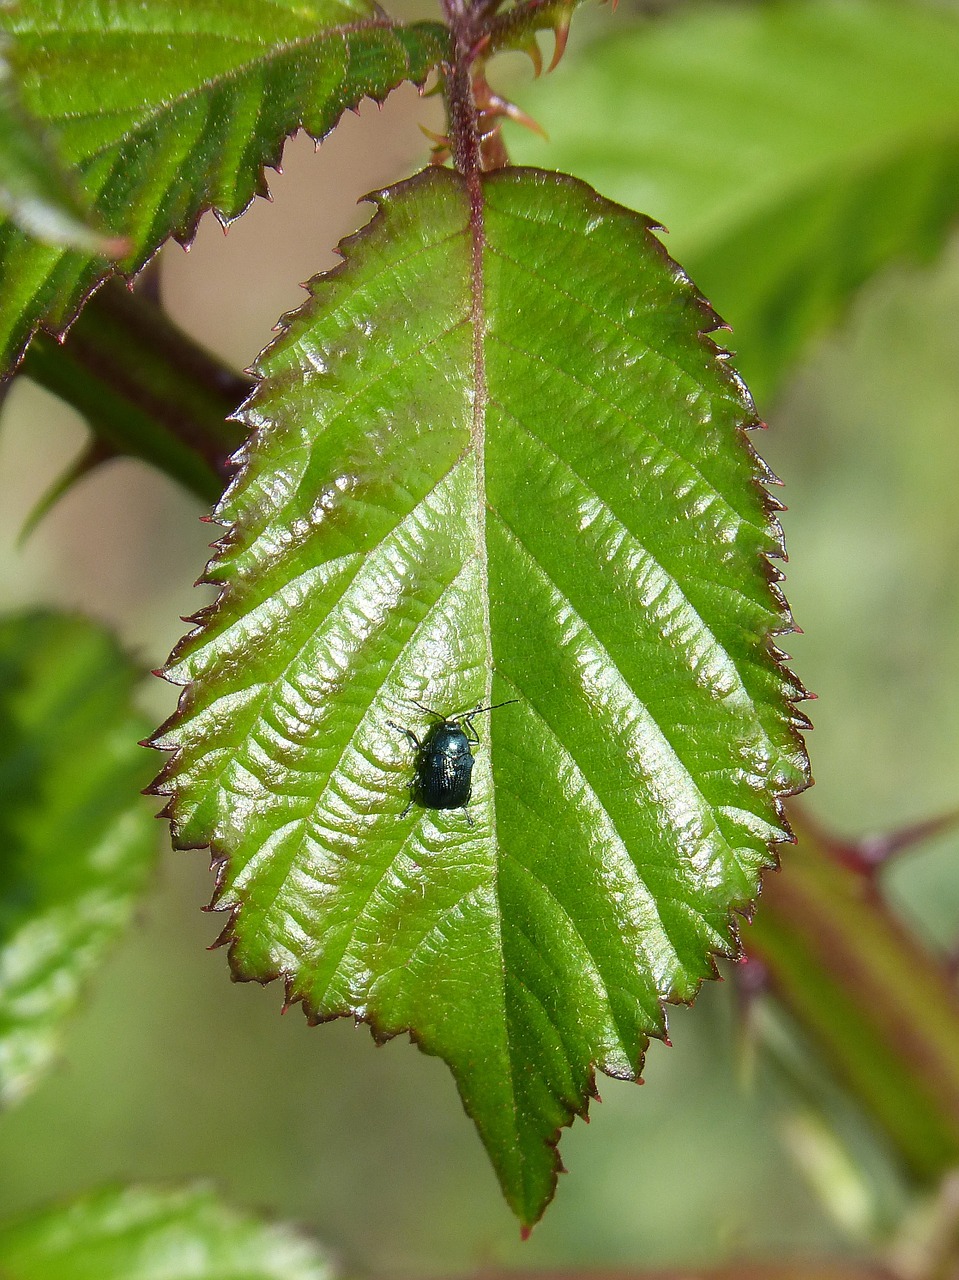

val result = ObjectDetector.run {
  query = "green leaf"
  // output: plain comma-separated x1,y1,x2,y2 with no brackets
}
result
152,166,809,1226
0,47,115,254
508,0,959,401
0,0,447,375
0,611,156,1108
0,1184,332,1279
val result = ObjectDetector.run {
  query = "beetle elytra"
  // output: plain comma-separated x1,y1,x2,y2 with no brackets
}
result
387,699,519,824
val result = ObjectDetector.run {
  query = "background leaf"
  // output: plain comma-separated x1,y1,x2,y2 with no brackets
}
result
0,611,156,1108
508,0,959,402
153,166,809,1225
0,1184,332,1279
0,0,447,374
0,46,115,254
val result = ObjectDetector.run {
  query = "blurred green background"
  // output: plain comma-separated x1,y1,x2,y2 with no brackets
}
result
1,11,958,1272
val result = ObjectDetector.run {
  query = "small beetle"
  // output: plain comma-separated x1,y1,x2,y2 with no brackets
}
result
387,699,518,824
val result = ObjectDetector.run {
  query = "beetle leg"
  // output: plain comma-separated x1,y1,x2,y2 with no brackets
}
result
387,720,421,752
464,806,475,828
398,771,419,819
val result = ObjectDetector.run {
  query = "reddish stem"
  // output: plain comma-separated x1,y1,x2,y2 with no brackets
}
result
441,0,485,181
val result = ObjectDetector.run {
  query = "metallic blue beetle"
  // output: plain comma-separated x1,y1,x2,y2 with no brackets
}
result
387,699,518,823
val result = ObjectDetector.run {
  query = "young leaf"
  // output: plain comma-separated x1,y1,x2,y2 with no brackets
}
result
507,0,959,401
0,611,156,1108
0,1184,332,1279
0,0,447,374
153,166,809,1226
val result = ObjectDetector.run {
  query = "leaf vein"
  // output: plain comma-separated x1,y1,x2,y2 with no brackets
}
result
489,507,752,894
488,330,760,534
489,392,762,715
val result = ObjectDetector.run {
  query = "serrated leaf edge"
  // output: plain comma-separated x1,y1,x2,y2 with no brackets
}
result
1,18,449,377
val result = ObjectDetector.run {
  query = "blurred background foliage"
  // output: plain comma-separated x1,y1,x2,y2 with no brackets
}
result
1,0,958,1271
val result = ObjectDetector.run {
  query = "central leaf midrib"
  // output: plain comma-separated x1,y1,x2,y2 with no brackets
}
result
464,168,527,1163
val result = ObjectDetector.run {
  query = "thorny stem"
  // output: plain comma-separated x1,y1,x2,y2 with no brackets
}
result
745,811,959,1185
19,282,249,503
441,0,515,173
465,1268,900,1280
485,0,564,49
469,0,508,24
442,0,487,179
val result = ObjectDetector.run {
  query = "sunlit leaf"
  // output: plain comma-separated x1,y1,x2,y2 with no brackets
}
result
0,611,156,1108
508,0,959,401
0,1184,332,1279
0,0,447,373
153,166,809,1225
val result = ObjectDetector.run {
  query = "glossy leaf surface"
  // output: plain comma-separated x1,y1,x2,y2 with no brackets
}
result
0,1184,332,1279
0,612,156,1108
154,166,809,1224
510,0,959,401
0,0,446,373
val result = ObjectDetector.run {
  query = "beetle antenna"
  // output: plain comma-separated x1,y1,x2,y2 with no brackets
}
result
455,698,519,722
410,699,445,720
